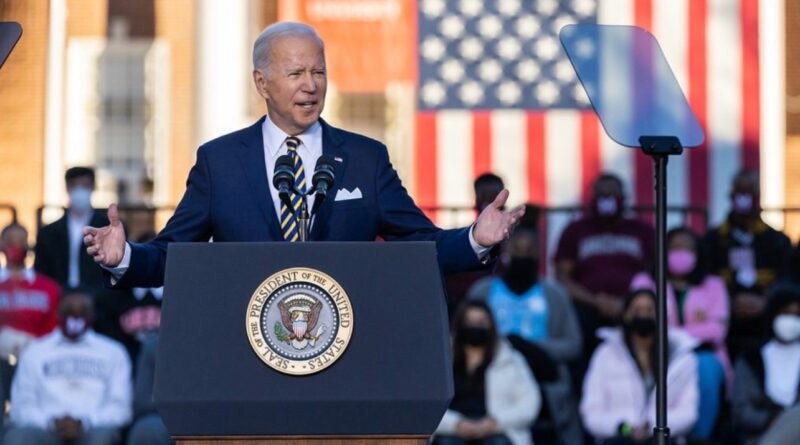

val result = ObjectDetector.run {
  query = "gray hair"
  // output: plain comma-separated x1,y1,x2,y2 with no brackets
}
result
252,22,324,72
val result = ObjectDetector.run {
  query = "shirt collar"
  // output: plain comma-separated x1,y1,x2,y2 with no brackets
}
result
54,328,95,345
262,115,322,159
67,209,94,226
0,267,36,283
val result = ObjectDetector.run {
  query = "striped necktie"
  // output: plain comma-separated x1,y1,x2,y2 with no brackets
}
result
280,136,307,242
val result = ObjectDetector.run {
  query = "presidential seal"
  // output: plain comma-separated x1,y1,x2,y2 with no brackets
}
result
245,267,353,376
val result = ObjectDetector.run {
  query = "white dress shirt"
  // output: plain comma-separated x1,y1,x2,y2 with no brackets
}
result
262,115,322,217
67,211,92,288
107,117,488,278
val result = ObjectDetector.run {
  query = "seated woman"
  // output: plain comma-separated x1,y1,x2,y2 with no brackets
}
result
732,284,800,445
468,227,583,444
630,226,730,440
434,300,541,445
581,289,699,444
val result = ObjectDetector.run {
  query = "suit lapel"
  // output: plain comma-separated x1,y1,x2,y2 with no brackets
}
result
310,119,348,240
236,117,283,241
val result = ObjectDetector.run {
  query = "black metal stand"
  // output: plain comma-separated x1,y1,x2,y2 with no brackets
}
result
639,136,683,445
298,198,310,242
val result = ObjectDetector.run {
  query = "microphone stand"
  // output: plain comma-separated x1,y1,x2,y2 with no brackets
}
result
298,195,310,242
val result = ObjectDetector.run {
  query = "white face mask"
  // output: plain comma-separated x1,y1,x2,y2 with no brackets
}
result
773,314,800,343
68,187,92,211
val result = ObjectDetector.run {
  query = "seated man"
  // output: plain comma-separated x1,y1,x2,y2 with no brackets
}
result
732,284,800,445
554,174,654,362
0,223,61,359
704,169,792,359
4,291,132,445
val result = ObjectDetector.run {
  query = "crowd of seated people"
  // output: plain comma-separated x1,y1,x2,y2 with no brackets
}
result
0,167,169,445
1,165,800,445
441,169,800,445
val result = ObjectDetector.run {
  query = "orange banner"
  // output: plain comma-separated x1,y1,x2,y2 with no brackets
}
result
279,0,415,92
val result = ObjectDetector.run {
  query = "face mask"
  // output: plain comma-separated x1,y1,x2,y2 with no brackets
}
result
68,187,93,212
460,326,491,347
626,316,656,337
668,249,697,276
502,256,539,294
773,314,800,343
3,244,27,267
732,193,756,215
593,196,623,220
60,316,90,340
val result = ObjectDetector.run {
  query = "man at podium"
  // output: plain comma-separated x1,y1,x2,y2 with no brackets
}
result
82,22,524,288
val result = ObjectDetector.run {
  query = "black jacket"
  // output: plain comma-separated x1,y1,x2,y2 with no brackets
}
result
34,210,109,291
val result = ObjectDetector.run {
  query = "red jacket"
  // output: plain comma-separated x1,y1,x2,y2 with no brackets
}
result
0,268,60,338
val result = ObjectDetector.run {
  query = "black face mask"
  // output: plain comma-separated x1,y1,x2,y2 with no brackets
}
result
460,327,491,346
502,257,539,294
625,317,656,337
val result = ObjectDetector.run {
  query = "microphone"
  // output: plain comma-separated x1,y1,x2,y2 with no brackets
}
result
273,155,295,210
310,155,335,215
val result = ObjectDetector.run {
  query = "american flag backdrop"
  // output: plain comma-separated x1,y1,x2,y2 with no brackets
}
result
412,0,776,261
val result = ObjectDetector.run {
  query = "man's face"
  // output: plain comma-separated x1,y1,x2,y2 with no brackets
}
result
253,35,327,135
1,226,28,267
593,178,623,200
66,175,94,192
730,174,759,215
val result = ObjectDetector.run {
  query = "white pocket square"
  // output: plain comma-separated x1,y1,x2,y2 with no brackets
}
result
334,187,363,201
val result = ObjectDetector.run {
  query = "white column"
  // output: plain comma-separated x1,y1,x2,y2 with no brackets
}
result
759,0,785,229
42,0,67,218
195,0,251,146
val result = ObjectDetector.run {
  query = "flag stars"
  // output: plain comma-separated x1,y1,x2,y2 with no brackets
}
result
459,81,485,106
515,15,541,39
459,0,483,17
555,59,576,82
573,0,596,17
421,81,446,106
421,0,446,18
497,0,522,16
552,14,577,34
421,36,446,62
497,81,522,105
478,15,503,40
575,38,595,59
537,0,559,16
496,37,522,61
440,59,466,84
574,84,590,105
459,37,484,61
534,36,560,61
516,60,541,82
478,59,503,83
440,15,466,39
536,81,560,105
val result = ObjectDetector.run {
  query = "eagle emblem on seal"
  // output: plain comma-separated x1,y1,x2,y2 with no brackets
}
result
275,294,327,350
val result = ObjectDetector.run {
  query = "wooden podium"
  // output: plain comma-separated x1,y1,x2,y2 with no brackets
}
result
175,436,427,445
155,243,454,443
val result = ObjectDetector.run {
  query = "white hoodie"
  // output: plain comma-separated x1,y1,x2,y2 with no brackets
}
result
436,339,541,445
9,329,132,429
580,327,699,440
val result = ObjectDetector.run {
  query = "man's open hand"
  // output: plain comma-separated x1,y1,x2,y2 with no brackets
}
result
83,204,126,267
473,189,526,247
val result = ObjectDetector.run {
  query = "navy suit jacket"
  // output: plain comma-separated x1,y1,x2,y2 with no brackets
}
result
114,117,481,288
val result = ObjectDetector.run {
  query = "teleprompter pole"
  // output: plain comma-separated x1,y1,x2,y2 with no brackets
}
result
639,136,682,445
